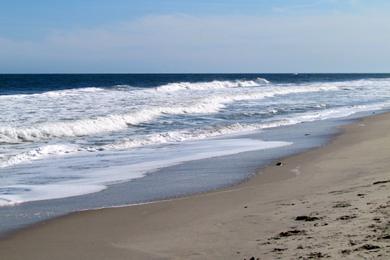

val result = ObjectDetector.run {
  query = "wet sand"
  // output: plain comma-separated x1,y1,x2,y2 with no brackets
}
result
1,113,390,259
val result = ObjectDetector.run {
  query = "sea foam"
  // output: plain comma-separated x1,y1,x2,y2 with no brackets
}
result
0,84,340,143
154,78,269,92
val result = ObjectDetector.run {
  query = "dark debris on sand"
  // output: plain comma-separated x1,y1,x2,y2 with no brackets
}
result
299,252,329,259
295,215,320,222
276,229,306,238
333,201,351,208
355,244,381,251
337,214,357,220
244,257,260,260
275,161,283,166
373,180,390,185
272,247,287,252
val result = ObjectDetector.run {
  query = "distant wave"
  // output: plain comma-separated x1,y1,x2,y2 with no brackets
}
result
1,77,389,100
0,78,270,100
304,78,390,93
154,78,270,92
0,87,106,99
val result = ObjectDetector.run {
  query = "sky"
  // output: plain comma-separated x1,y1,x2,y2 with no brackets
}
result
0,0,390,73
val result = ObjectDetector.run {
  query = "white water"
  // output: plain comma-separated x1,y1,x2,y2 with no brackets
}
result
1,77,390,206
0,138,290,206
0,83,339,143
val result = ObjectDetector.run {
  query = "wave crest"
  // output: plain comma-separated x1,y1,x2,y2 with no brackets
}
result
155,78,269,92
0,144,80,168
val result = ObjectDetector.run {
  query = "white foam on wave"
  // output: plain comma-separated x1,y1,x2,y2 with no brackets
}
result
329,78,390,88
0,123,264,168
153,76,390,94
0,87,106,100
105,123,261,150
0,144,80,168
154,78,269,92
1,77,388,101
0,102,224,143
0,78,269,102
201,84,340,105
0,84,341,143
260,101,390,129
107,101,390,151
1,100,389,169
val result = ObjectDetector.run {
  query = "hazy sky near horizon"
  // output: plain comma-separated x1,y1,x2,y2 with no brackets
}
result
1,0,390,73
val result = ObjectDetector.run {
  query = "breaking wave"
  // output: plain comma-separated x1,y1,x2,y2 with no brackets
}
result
4,100,389,168
0,87,106,99
0,144,80,168
154,78,270,92
0,84,340,143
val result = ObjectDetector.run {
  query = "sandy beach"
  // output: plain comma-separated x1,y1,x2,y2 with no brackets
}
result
1,112,390,259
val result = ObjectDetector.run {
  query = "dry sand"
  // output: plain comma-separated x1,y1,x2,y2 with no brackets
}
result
1,113,390,259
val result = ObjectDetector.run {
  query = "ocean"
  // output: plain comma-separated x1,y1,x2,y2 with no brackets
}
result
1,73,390,233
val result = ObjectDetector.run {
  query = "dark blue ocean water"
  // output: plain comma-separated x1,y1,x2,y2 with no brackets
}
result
1,73,390,95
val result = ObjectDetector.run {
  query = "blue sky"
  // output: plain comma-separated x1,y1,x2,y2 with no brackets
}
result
1,0,390,73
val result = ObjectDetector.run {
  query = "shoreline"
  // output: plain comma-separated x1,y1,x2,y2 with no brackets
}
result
0,112,341,236
0,114,342,238
1,112,390,259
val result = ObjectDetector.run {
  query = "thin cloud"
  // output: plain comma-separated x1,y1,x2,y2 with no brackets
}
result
0,13,389,73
